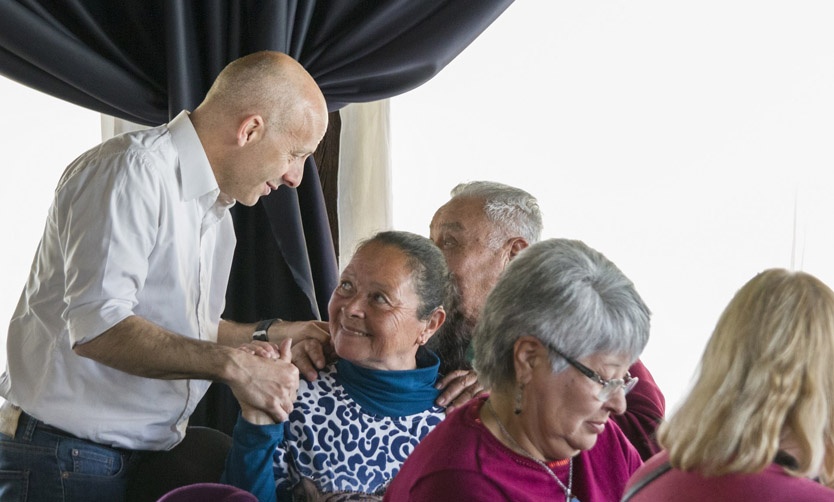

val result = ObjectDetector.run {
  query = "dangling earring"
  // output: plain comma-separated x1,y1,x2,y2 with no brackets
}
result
514,383,525,415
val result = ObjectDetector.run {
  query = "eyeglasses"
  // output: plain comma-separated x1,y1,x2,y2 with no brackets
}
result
548,345,638,402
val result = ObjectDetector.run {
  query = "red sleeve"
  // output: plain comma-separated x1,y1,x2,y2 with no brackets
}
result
612,359,666,460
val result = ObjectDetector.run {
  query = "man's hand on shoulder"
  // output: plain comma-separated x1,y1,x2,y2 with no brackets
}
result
435,369,485,414
272,320,330,345
291,337,335,382
269,319,335,382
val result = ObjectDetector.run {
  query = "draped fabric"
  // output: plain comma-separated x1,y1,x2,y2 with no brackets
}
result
0,1,514,122
338,101,394,265
0,0,514,433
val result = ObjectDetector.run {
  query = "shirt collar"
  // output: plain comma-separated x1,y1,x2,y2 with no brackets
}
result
168,110,231,207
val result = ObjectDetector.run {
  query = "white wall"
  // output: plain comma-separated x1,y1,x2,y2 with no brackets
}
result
0,77,101,370
390,1,834,414
2,1,833,417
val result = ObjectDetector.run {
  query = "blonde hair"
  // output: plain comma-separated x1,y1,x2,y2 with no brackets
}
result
659,269,834,485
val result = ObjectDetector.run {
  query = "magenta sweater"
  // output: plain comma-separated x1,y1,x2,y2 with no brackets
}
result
385,395,643,501
625,450,834,501
614,359,666,460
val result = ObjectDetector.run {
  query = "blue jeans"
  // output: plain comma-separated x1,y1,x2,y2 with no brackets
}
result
0,411,144,501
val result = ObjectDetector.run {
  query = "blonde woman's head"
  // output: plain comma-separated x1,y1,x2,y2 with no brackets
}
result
661,269,834,485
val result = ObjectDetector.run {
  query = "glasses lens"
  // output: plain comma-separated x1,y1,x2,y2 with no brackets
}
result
597,376,639,401
623,376,639,395
597,381,619,401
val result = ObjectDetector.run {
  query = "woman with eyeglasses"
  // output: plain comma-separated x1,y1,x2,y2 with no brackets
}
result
622,269,834,501
385,238,651,502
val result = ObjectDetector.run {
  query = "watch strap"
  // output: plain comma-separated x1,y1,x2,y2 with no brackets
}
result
253,318,280,342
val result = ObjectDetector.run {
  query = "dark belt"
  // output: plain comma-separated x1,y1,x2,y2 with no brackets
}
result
17,409,81,440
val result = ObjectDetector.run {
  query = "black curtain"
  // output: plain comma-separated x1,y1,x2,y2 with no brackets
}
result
0,0,514,432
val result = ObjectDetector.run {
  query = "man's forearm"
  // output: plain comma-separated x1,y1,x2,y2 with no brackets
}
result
74,315,237,382
74,315,300,423
218,318,331,348
218,319,259,348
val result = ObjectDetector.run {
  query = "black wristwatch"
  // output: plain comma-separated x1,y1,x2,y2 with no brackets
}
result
253,318,280,342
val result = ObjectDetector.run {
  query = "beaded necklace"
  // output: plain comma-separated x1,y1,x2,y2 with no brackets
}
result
485,399,580,502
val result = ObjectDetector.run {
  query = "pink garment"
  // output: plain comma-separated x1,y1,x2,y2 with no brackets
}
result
614,359,666,460
157,482,257,502
625,451,834,502
385,395,643,502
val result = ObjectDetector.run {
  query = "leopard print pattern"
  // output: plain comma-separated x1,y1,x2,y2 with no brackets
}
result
273,365,444,498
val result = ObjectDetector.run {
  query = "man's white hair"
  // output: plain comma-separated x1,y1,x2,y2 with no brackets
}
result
450,180,542,247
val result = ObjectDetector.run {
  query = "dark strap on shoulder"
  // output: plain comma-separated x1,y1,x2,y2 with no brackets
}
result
621,460,672,502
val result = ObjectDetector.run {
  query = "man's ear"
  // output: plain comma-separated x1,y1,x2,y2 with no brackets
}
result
418,307,446,346
500,237,530,270
236,114,265,147
508,237,529,260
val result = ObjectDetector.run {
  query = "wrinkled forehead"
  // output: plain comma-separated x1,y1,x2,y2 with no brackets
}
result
430,197,488,232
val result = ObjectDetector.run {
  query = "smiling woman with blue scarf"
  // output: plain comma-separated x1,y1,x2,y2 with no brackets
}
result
222,231,450,501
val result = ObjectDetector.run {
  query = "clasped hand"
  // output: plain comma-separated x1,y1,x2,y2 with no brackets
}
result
233,338,299,425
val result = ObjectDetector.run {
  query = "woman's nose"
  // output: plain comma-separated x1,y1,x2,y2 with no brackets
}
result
341,296,364,318
603,387,628,415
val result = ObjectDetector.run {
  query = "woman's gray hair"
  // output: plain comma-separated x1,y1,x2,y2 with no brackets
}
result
450,181,542,246
473,238,651,391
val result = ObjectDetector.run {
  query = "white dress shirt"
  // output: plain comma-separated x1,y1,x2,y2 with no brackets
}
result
0,111,236,450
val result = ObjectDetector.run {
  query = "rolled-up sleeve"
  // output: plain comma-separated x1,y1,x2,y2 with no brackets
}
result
60,149,163,346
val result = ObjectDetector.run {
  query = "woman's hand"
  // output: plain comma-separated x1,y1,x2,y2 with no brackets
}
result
237,340,284,361
234,338,297,425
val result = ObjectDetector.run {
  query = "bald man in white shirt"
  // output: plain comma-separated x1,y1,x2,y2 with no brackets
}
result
0,51,329,501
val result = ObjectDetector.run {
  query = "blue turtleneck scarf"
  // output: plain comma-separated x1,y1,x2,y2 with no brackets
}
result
334,347,441,417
